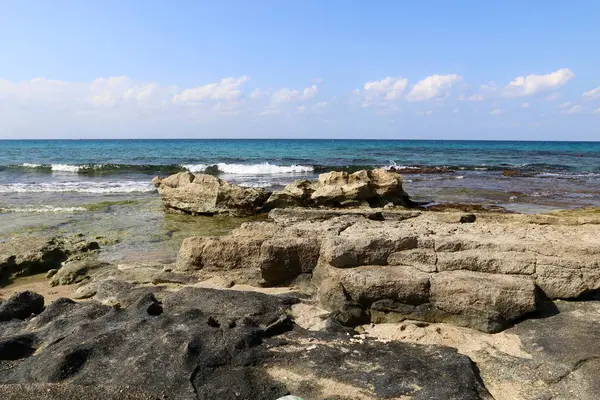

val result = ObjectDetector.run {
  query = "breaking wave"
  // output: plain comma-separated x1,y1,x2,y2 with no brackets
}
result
0,181,155,194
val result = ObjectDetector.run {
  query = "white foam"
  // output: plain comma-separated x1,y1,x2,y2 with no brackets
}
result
0,181,155,194
0,206,87,213
182,163,314,175
180,164,209,173
51,164,81,172
21,163,44,168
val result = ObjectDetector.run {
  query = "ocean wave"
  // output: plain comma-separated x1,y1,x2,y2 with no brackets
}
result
7,161,596,177
0,181,156,194
11,163,186,175
0,205,87,213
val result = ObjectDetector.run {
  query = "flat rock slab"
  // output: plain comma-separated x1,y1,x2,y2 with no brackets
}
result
0,289,491,399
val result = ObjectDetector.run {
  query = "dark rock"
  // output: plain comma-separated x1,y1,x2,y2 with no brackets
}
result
0,290,491,399
460,213,477,223
0,291,44,321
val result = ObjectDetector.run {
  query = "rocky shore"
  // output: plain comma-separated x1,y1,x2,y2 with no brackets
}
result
1,169,599,399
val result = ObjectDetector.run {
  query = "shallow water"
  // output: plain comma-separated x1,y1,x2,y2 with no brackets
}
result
1,139,599,261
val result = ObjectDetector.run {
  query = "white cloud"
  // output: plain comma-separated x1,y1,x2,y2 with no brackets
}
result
583,86,600,99
545,92,561,101
416,110,433,116
270,84,318,105
296,105,306,113
521,102,531,109
0,77,80,105
489,108,504,116
172,76,249,104
503,68,575,97
363,77,408,102
594,108,600,114
562,105,583,114
558,102,571,109
249,88,264,99
313,101,327,109
302,85,318,99
406,74,462,101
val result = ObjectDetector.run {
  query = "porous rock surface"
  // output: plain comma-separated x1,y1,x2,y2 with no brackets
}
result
177,208,600,333
152,172,271,217
0,289,491,400
153,168,414,216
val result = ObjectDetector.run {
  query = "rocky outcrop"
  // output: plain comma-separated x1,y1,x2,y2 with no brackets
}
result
153,169,415,216
264,168,414,210
0,235,100,285
0,290,491,399
152,172,272,216
174,208,600,333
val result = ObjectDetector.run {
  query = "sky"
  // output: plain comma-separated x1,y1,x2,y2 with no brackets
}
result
0,0,599,140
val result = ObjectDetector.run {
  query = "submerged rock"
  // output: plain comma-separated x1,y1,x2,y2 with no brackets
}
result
0,235,99,284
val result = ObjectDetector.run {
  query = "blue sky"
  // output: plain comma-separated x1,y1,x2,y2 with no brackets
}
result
1,0,599,140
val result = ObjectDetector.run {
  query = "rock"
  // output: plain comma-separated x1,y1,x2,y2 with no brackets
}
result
0,235,100,284
151,271,197,285
0,291,44,321
0,290,491,399
429,271,537,333
153,171,272,216
45,269,58,279
460,213,477,223
264,168,415,211
320,233,418,268
177,236,265,271
49,259,109,287
259,237,321,285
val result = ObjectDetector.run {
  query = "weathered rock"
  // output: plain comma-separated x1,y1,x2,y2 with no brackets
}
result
268,168,414,209
320,233,418,268
177,236,265,271
0,290,491,399
0,235,99,284
0,291,44,321
259,236,321,285
49,259,109,287
263,180,315,209
429,271,537,333
153,172,272,216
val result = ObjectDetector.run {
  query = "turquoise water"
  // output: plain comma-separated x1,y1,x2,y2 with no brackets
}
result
1,139,599,211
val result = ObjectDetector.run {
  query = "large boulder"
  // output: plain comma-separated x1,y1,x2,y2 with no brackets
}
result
264,168,414,210
153,172,271,216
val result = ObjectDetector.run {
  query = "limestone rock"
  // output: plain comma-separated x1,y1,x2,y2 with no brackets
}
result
177,236,265,271
429,271,537,333
259,236,321,285
153,172,271,216
0,235,99,284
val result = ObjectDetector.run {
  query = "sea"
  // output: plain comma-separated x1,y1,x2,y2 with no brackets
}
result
1,139,599,263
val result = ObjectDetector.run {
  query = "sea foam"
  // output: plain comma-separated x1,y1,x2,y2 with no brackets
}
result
0,181,155,194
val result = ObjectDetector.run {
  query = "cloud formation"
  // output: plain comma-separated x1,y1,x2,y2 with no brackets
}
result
503,68,575,97
172,76,249,104
406,74,462,101
583,86,600,99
